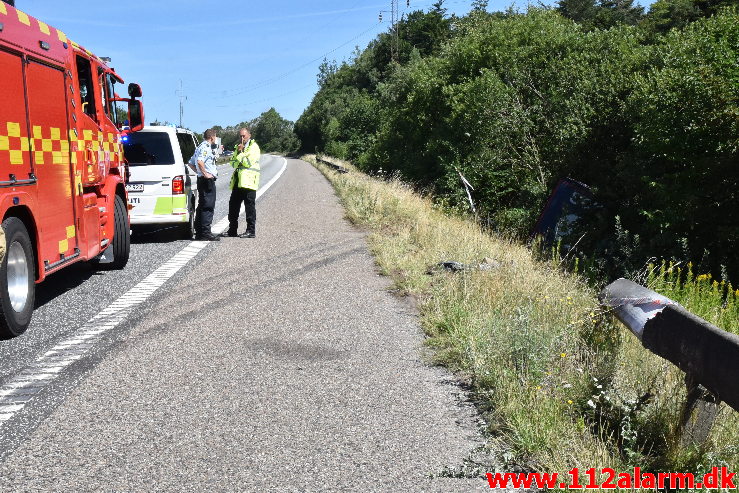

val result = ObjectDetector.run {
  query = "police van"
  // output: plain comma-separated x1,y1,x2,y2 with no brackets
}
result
122,126,198,239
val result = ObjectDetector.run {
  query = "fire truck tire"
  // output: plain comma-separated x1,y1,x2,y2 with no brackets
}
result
0,217,35,338
108,194,130,270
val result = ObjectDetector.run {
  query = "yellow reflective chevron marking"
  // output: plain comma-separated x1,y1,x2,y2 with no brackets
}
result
2,123,120,171
7,122,20,138
1,122,30,165
38,20,50,35
58,225,76,254
29,126,70,166
16,10,30,26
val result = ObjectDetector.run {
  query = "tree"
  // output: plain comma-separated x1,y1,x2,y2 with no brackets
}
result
640,0,735,35
642,0,700,33
317,58,338,88
595,0,645,28
432,0,447,16
251,108,300,154
557,0,598,24
399,9,453,57
472,0,489,11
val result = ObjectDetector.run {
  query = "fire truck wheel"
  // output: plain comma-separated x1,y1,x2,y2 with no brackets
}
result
0,217,35,338
108,194,130,270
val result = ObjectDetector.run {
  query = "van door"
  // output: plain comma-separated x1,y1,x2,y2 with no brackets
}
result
25,59,78,267
0,49,33,187
176,131,198,196
123,130,179,220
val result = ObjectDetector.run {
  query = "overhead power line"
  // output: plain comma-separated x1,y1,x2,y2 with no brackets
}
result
215,82,317,110
213,22,385,101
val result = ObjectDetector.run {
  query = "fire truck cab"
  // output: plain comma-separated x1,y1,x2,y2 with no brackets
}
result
0,2,144,337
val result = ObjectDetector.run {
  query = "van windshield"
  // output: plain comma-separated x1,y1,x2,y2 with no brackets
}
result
123,132,175,166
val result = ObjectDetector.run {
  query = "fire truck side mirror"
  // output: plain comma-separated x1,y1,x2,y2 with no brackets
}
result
128,83,142,98
127,100,144,132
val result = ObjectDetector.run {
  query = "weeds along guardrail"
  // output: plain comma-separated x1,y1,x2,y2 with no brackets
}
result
601,278,739,446
316,156,348,174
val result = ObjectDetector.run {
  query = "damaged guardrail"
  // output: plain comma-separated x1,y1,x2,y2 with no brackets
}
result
316,155,348,174
601,278,739,445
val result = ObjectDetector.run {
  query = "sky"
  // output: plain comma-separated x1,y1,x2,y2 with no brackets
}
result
17,0,534,132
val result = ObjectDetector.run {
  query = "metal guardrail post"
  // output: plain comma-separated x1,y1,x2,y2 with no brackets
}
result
601,278,739,446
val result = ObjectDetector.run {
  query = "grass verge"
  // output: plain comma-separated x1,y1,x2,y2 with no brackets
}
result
305,155,739,480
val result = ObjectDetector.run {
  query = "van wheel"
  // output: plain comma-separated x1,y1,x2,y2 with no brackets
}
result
106,195,130,270
0,217,36,338
182,194,196,240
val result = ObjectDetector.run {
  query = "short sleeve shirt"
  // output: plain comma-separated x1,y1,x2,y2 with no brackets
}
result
195,140,218,178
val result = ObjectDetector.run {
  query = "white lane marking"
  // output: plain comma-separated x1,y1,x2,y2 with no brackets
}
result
0,156,289,428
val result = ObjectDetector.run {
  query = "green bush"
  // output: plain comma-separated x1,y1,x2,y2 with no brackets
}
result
297,5,739,281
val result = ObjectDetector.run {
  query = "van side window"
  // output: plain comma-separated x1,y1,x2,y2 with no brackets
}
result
76,56,97,120
176,133,196,163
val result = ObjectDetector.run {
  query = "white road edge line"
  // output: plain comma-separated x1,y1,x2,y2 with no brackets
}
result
0,156,288,428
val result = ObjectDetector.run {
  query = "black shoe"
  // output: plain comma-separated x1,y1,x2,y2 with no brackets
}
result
197,234,220,241
239,231,255,238
220,231,237,237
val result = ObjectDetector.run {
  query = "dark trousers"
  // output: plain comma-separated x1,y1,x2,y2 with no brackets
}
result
227,187,256,235
195,176,217,237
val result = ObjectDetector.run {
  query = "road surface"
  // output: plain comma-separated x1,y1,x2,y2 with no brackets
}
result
0,157,490,491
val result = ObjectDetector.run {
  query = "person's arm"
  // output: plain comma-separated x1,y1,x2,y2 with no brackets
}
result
234,142,252,168
246,143,260,169
197,145,213,179
230,146,240,169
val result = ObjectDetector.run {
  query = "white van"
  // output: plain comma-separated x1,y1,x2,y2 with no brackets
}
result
122,126,199,239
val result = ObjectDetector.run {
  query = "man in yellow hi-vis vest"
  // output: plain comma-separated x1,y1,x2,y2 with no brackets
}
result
222,127,261,238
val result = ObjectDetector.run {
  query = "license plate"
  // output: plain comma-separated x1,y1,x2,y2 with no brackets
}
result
126,183,144,192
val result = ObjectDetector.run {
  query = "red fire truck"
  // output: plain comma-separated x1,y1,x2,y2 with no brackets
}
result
0,1,144,337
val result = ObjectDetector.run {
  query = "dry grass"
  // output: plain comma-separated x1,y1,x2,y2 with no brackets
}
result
306,155,739,477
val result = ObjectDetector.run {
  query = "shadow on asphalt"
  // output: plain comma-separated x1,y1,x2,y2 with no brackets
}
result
131,225,190,244
34,262,97,310
33,226,186,310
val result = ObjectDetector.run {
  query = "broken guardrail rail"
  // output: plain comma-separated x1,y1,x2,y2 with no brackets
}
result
600,278,739,445
316,155,348,174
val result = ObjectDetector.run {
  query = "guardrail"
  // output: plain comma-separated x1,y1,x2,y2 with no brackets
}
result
600,278,739,446
316,155,348,174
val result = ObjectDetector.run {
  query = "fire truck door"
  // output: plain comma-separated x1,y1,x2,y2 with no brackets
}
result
25,60,78,267
0,50,33,186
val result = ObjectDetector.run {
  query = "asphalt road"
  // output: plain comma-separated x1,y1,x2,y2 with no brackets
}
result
0,158,278,431
0,157,490,491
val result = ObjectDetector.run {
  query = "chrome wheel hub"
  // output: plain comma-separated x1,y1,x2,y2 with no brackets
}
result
7,241,29,312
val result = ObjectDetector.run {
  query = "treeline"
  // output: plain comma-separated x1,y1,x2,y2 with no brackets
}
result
210,107,299,155
295,0,739,283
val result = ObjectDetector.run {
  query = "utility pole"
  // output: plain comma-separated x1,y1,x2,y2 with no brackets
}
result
380,0,408,63
175,80,187,128
391,0,399,62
